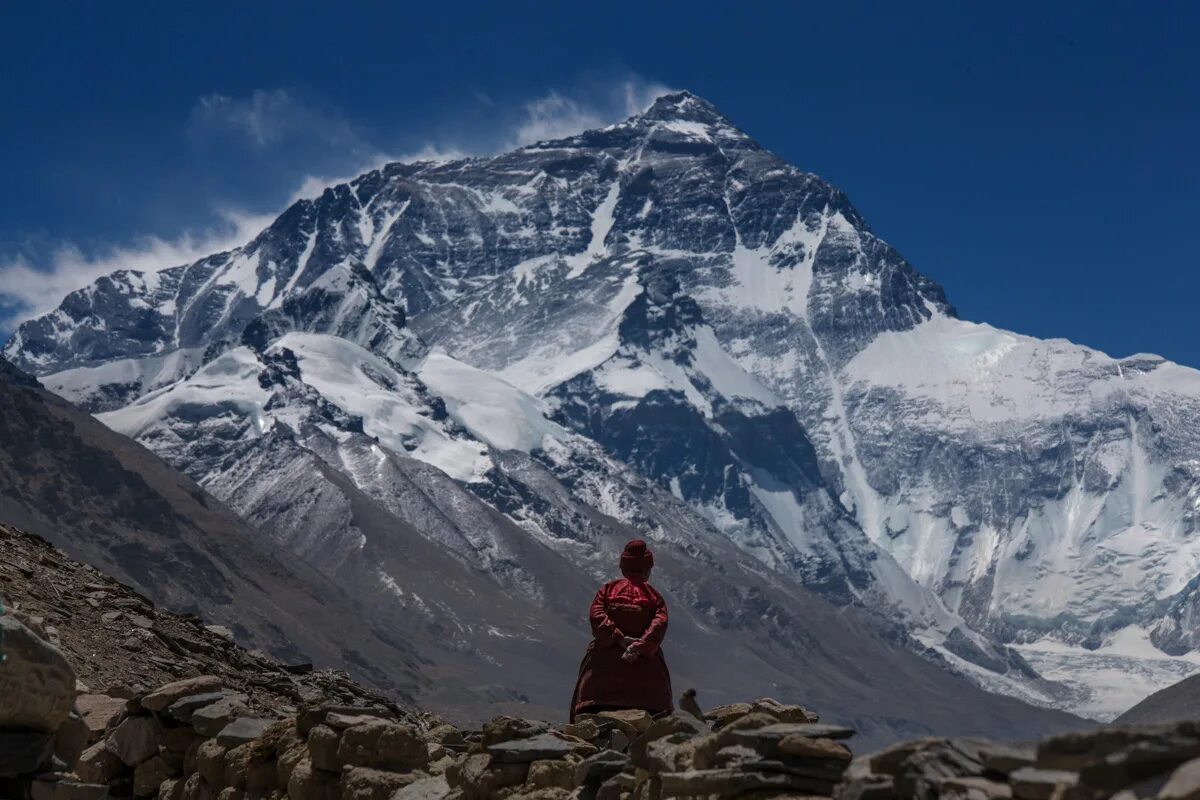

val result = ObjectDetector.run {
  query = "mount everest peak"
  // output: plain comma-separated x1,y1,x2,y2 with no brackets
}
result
7,90,1200,723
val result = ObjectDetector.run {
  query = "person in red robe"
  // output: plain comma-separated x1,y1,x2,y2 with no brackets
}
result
570,539,673,721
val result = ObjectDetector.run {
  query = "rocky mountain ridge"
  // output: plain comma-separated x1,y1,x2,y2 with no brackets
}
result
8,91,1200,718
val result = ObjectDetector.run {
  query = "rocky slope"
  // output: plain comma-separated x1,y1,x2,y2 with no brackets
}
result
1114,674,1200,727
5,588,1200,800
8,91,1200,718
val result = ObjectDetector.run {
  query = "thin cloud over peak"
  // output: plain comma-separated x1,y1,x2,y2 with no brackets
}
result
0,209,273,331
0,74,672,331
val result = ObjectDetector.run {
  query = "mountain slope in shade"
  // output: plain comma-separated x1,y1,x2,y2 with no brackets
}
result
1115,672,1200,725
0,357,424,700
8,91,1200,719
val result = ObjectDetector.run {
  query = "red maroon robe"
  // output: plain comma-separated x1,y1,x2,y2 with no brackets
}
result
570,575,673,721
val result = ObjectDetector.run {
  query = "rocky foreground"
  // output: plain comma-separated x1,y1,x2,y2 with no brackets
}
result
4,529,1200,800
7,604,1200,800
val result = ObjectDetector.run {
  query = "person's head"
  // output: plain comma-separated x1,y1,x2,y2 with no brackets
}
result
620,539,654,581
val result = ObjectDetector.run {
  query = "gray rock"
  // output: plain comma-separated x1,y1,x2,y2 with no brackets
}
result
0,616,76,732
190,694,249,737
105,715,164,766
1160,757,1200,800
215,717,276,746
75,741,126,783
141,676,222,712
575,750,630,786
165,692,226,722
979,743,1036,776
486,732,578,763
393,775,451,800
1009,767,1079,800
732,722,856,742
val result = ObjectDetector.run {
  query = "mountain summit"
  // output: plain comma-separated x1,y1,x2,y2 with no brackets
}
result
8,91,1200,721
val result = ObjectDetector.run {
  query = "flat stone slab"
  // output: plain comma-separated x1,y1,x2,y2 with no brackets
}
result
166,692,226,722
141,676,222,712
732,722,856,742
216,716,276,746
487,732,578,763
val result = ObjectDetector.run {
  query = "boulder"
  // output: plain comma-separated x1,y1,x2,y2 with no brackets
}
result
593,710,652,736
56,711,91,764
308,724,342,772
487,733,580,763
336,719,429,771
177,773,212,800
751,698,820,724
133,754,175,798
629,712,709,767
861,738,944,777
190,696,249,738
0,616,76,732
162,727,200,755
1009,767,1080,800
453,753,528,800
286,758,339,800
778,734,853,762
706,703,754,729
393,775,452,800
215,717,276,747
105,715,164,767
574,750,630,786
75,741,127,783
166,693,226,723
338,766,422,800
1161,758,1200,800
141,677,222,713
195,740,228,785
979,743,1036,776
223,742,276,795
563,720,600,742
481,716,550,746
297,705,399,736
74,695,127,741
733,722,855,744
424,724,466,746
526,759,577,790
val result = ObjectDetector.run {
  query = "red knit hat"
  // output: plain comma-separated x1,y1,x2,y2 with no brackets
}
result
620,539,654,574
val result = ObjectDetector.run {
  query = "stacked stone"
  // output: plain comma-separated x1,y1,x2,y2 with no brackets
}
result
428,697,852,800
836,723,1200,800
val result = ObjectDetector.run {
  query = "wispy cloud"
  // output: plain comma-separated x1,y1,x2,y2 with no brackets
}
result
287,74,672,199
508,77,673,149
189,88,375,154
0,209,273,329
1,74,676,330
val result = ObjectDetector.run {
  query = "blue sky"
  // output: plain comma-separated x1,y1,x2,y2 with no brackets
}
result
1,1,1197,365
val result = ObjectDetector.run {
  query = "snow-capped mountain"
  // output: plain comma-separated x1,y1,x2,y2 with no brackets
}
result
7,91,1200,720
